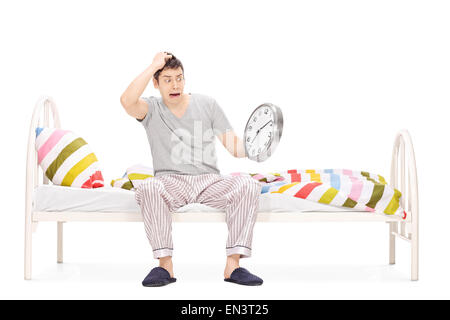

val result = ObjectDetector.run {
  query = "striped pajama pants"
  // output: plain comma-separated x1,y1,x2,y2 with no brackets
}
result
135,173,262,259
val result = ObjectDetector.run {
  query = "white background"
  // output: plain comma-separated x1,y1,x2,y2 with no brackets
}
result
1,0,449,299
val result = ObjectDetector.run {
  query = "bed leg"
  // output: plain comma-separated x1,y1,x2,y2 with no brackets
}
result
24,220,33,280
389,222,396,265
411,222,419,281
57,222,64,263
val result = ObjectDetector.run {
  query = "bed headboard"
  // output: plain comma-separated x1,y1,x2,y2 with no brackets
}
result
24,96,62,279
26,96,61,191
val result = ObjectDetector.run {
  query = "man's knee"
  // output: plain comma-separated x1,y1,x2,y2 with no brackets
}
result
139,178,165,194
235,176,262,196
135,178,166,205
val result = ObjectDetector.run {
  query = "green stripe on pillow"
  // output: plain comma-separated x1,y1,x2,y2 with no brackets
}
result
122,181,133,190
46,137,87,180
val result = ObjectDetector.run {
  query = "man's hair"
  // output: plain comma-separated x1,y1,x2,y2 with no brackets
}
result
154,52,184,83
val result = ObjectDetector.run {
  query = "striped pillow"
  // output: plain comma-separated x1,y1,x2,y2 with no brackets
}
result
126,164,154,189
35,127,104,188
111,174,134,190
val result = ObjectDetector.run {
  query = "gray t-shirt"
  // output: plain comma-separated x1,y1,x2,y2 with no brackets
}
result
136,93,233,177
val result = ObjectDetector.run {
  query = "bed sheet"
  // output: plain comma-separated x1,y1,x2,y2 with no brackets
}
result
33,185,362,214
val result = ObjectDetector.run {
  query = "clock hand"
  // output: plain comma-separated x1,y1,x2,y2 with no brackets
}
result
251,120,272,143
251,129,260,143
250,120,273,144
258,120,273,131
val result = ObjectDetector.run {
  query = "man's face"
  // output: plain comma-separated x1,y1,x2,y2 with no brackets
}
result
154,67,185,103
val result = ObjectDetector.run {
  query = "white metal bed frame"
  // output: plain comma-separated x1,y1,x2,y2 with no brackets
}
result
24,96,419,281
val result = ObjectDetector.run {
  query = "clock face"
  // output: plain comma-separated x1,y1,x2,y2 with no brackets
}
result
244,103,283,162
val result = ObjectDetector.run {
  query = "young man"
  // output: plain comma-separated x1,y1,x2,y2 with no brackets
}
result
120,52,263,287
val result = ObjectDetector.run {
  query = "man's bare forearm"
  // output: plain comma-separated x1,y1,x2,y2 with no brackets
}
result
220,131,247,158
120,64,158,107
231,135,247,158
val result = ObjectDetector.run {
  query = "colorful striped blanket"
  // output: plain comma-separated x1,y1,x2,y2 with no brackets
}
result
230,169,405,218
111,165,405,219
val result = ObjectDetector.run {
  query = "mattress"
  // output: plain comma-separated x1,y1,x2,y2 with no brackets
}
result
33,184,358,213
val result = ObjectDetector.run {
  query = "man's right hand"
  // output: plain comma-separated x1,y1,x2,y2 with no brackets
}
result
120,51,172,121
151,52,173,70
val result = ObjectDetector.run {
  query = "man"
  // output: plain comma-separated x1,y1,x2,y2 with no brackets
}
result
120,51,263,287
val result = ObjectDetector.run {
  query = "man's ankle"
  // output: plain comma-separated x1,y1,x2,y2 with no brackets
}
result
159,257,174,277
224,254,241,278
226,254,240,266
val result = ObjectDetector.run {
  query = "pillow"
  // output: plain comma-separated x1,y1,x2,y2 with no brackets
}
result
110,164,154,191
35,127,104,188
111,173,134,190
126,164,153,189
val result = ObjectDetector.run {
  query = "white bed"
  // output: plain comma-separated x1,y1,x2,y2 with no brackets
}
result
33,184,403,223
24,96,419,281
33,183,390,214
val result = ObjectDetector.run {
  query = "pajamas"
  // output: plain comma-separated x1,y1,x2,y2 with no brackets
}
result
135,173,262,259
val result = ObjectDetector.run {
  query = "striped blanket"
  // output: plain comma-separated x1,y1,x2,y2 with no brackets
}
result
111,165,405,219
230,169,405,218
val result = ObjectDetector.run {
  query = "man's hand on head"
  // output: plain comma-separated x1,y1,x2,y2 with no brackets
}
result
151,52,173,71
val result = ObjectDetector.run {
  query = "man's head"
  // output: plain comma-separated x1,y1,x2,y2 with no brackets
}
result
153,52,185,103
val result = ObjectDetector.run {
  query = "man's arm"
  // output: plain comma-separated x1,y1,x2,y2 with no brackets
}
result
120,52,172,119
217,130,247,158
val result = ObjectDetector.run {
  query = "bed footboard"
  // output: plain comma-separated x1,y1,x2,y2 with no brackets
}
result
389,130,419,280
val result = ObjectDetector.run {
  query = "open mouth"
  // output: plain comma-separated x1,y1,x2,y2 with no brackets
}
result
169,93,181,97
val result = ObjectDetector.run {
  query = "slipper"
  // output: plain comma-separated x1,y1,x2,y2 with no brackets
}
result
224,267,263,286
142,267,177,287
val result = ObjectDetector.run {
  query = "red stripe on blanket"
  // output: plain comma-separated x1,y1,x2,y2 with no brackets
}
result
294,182,322,199
290,173,301,182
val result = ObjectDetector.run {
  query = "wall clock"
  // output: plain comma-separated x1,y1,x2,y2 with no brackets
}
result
243,103,283,162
